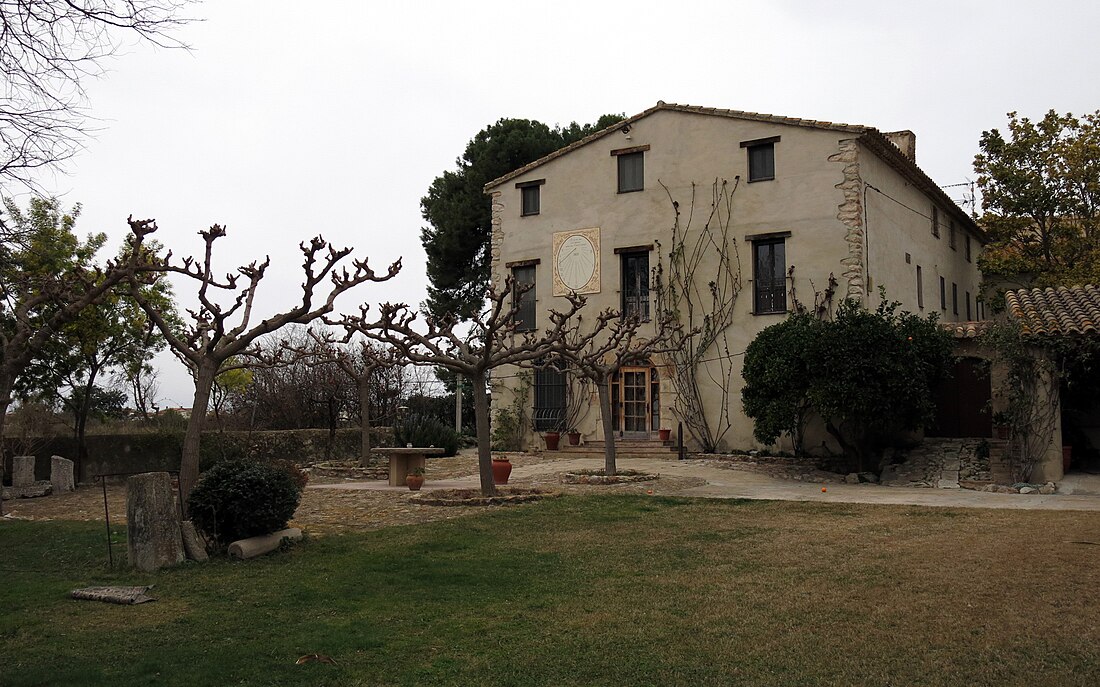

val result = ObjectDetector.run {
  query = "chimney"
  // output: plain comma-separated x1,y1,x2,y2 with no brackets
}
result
883,130,916,162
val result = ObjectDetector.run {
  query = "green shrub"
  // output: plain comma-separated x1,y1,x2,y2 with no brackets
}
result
188,460,302,548
394,413,460,457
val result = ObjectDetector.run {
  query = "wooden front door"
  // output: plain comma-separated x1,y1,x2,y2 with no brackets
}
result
929,357,993,438
610,367,661,436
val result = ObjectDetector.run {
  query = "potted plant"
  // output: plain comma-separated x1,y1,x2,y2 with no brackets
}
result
543,430,561,450
492,454,512,485
567,428,582,445
406,466,425,491
658,428,672,442
992,411,1011,440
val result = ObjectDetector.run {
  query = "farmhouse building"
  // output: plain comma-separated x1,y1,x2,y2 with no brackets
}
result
485,101,984,455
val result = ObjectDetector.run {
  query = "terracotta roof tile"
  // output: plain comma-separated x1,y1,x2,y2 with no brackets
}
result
1006,285,1100,336
941,321,990,339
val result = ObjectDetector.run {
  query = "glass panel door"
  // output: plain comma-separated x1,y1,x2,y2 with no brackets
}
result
622,368,648,433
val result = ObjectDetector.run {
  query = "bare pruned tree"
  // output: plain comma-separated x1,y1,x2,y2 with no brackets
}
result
128,223,400,502
332,279,590,495
554,310,682,475
0,1,193,189
304,330,405,466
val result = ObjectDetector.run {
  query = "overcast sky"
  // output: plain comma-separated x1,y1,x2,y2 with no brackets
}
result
17,0,1100,407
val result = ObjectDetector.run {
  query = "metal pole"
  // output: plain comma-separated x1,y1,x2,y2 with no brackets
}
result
101,476,113,568
455,377,463,434
677,421,685,461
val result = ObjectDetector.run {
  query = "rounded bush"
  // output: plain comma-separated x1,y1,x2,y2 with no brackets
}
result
188,459,302,547
394,413,461,457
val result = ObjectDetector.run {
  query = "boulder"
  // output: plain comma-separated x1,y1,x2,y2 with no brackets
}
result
1019,486,1037,494
845,473,861,484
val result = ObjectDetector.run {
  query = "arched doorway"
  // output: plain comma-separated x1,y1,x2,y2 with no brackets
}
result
928,357,992,438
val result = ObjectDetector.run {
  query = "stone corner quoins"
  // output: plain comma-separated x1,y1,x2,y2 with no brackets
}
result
828,138,865,298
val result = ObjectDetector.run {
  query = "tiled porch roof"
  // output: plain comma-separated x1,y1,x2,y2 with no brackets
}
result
1006,285,1100,336
941,321,990,339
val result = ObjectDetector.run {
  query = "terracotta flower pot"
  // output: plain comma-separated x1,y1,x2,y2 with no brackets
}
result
492,459,512,485
406,475,424,491
567,432,581,446
658,428,671,442
544,432,561,451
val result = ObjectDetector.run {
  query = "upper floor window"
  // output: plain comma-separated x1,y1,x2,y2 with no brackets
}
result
965,235,972,262
510,263,537,331
952,282,959,316
949,220,957,250
620,249,650,321
916,265,924,309
940,276,946,310
750,233,788,314
931,206,940,238
611,145,648,193
516,179,544,216
741,136,779,182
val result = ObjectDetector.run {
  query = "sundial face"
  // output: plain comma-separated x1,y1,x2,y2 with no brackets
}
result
557,235,596,291
552,227,601,296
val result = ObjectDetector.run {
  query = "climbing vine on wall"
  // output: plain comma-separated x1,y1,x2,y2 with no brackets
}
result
653,178,742,452
980,320,1060,482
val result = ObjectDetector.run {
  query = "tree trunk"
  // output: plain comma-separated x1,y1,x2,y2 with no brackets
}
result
597,378,618,476
0,377,13,517
359,376,372,467
74,366,99,483
181,363,217,507
472,370,496,496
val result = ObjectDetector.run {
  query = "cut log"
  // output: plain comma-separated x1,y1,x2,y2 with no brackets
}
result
126,472,185,572
12,456,35,487
228,528,303,560
51,456,75,493
180,520,209,562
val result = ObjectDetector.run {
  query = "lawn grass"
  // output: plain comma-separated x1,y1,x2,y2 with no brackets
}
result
3,496,1100,686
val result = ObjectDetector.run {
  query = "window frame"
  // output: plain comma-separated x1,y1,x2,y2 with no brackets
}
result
940,276,946,310
741,136,779,183
748,232,789,315
516,178,545,217
619,248,651,321
533,361,567,432
932,206,940,238
965,235,972,262
611,145,649,194
949,220,957,250
916,265,924,310
952,282,959,316
509,262,538,332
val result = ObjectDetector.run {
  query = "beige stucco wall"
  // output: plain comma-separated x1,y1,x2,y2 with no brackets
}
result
488,109,984,453
858,151,983,319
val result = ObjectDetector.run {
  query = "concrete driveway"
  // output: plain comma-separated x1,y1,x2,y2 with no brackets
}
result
313,455,1100,511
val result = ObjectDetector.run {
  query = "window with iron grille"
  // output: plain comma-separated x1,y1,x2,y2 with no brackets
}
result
753,238,786,314
621,250,649,320
533,363,566,431
511,264,536,331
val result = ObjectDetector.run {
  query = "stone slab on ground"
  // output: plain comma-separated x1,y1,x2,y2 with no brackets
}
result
2,480,52,499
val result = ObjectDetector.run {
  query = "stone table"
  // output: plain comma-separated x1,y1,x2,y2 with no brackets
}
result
373,447,446,486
